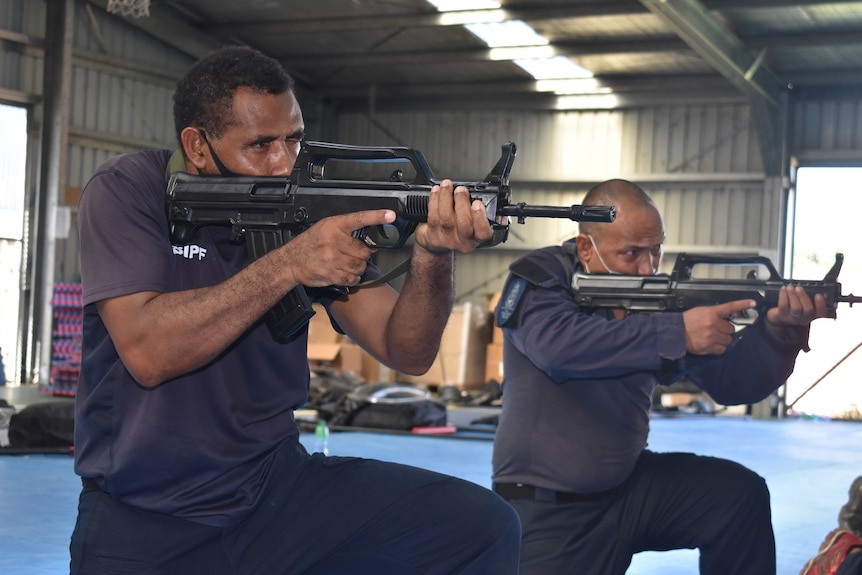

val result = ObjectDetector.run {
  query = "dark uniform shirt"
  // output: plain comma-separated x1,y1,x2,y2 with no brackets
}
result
492,241,807,494
74,149,378,526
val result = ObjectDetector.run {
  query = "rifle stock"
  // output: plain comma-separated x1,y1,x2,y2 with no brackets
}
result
167,140,616,341
571,252,862,320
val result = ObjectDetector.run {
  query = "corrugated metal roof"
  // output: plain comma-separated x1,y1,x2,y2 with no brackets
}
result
93,0,862,111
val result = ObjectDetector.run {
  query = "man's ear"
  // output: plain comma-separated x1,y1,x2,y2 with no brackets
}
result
574,233,593,266
180,127,207,172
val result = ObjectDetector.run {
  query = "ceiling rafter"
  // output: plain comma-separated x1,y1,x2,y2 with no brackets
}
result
271,25,862,71
639,0,786,106
201,2,646,36
274,37,691,69
199,0,850,36
82,0,862,117
639,0,788,175
314,73,735,98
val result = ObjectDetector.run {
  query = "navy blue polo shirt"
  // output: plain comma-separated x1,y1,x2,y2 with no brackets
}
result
75,149,374,526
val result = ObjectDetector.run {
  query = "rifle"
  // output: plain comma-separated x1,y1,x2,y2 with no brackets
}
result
571,252,862,321
167,140,616,341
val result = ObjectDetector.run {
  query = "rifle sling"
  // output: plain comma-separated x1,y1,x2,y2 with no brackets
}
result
355,257,412,290
353,225,511,291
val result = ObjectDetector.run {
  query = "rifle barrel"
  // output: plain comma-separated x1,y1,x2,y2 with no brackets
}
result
838,293,862,306
500,203,616,223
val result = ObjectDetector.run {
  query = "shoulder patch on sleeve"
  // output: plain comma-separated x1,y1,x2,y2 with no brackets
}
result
496,277,529,328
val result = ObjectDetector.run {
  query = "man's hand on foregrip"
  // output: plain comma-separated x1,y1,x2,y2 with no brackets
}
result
683,299,756,355
765,285,829,335
413,179,494,255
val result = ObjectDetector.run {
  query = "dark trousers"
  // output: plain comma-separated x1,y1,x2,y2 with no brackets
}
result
69,440,521,575
838,550,862,575
504,450,775,575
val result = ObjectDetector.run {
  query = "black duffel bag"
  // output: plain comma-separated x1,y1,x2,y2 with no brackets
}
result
8,400,75,448
334,383,447,431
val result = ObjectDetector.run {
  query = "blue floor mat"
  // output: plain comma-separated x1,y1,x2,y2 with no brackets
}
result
1,416,859,574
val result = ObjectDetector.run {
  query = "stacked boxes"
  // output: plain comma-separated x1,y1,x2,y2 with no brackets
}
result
306,304,391,383
398,302,492,390
308,300,502,390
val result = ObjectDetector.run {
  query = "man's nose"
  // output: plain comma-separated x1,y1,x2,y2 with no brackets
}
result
270,142,299,176
637,255,657,275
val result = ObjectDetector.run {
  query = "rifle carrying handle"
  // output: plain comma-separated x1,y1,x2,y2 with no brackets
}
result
673,252,783,281
246,229,315,342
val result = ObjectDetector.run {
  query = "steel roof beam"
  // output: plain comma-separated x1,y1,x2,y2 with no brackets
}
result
639,0,786,106
638,0,788,175
201,0,849,36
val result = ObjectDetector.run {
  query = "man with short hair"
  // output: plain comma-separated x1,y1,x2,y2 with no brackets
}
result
71,45,521,574
492,178,830,574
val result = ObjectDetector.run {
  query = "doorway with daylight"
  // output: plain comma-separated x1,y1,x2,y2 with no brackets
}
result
784,167,862,419
0,103,27,385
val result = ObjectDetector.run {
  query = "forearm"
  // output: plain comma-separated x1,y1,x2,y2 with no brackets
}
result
686,321,802,405
507,282,686,380
384,246,455,374
100,249,299,387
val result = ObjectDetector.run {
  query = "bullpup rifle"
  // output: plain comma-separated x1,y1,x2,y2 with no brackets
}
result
167,140,616,341
571,252,862,321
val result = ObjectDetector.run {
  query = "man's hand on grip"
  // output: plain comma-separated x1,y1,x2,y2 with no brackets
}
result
281,209,395,288
683,299,756,355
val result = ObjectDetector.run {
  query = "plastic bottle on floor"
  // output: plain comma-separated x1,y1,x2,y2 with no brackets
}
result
313,419,330,456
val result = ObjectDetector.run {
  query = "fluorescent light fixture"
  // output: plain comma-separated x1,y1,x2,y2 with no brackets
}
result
466,20,547,48
490,46,555,61
438,9,506,26
426,0,607,98
536,78,611,95
426,0,500,11
426,0,500,10
516,56,593,80
555,94,621,110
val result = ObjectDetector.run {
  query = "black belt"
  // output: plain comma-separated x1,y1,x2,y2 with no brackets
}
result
493,482,615,504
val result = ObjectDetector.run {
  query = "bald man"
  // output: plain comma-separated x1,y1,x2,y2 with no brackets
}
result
492,179,830,575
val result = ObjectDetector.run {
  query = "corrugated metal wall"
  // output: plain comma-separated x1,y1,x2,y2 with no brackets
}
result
2,1,861,302
792,98,862,165
336,105,773,301
0,1,44,98
1,0,195,284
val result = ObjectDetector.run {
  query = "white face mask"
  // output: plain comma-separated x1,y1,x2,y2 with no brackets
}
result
584,234,623,275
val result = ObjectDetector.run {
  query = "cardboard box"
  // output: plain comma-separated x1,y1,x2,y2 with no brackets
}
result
306,304,394,383
488,291,504,343
398,302,493,389
488,291,502,313
491,325,504,344
485,342,504,383
307,305,341,345
307,341,364,376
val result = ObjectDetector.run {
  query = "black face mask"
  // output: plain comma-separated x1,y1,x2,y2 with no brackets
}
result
198,129,238,177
